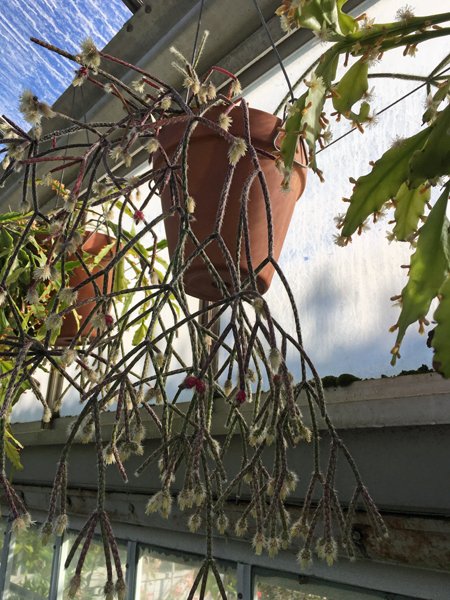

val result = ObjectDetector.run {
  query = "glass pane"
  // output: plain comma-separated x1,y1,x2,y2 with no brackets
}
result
62,533,127,599
254,572,386,600
0,0,131,128
3,526,53,599
137,547,237,600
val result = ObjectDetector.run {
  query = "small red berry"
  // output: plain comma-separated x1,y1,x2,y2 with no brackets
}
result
104,314,114,327
195,379,206,393
134,210,145,224
184,375,197,389
236,389,246,404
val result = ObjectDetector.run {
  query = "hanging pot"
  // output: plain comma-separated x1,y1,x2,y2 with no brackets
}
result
154,105,307,301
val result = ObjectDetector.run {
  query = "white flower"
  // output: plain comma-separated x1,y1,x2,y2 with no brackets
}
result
269,347,282,372
132,78,146,94
228,137,247,165
80,37,101,69
54,514,69,536
145,138,159,154
59,287,78,305
188,513,202,532
218,113,232,132
33,264,53,282
60,349,78,368
45,313,62,332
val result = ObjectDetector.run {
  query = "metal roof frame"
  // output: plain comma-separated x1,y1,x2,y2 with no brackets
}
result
0,0,368,211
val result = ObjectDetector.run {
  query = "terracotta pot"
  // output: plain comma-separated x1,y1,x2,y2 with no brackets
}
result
154,105,307,301
56,231,115,345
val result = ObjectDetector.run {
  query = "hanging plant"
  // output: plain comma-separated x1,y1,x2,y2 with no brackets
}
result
0,29,390,597
275,1,450,376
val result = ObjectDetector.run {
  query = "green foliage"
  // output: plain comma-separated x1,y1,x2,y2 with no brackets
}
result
277,3,450,373
408,104,450,187
341,128,430,237
432,275,450,377
393,183,430,242
331,57,369,116
391,184,449,364
276,0,358,40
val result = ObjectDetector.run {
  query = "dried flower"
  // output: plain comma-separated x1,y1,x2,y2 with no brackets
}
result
19,90,55,124
266,537,281,558
230,78,242,96
193,483,206,507
234,517,248,537
68,574,81,599
45,313,62,333
154,351,165,368
316,537,338,566
104,444,116,465
218,113,232,131
269,347,282,372
132,78,146,94
252,532,265,555
33,264,53,282
40,521,53,545
115,578,127,600
216,512,229,534
178,488,194,510
59,287,78,305
252,297,265,317
145,490,172,518
104,580,115,600
297,547,313,569
159,96,172,111
188,513,202,532
186,196,196,214
80,37,101,69
223,379,233,396
54,514,69,536
396,5,415,21
12,512,32,535
145,138,160,154
42,406,52,424
86,367,100,384
72,66,89,87
228,137,247,165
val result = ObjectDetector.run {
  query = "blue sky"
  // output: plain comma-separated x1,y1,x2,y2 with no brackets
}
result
0,0,131,127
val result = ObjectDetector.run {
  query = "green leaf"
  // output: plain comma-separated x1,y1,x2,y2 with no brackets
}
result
408,104,450,188
132,321,147,346
90,242,115,268
113,256,128,298
5,435,23,470
6,266,27,286
391,183,449,361
332,58,369,115
342,127,431,237
422,78,450,123
393,183,430,241
286,0,358,39
0,212,27,223
432,274,450,377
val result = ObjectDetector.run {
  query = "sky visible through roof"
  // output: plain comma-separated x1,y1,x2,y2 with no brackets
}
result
0,0,131,128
